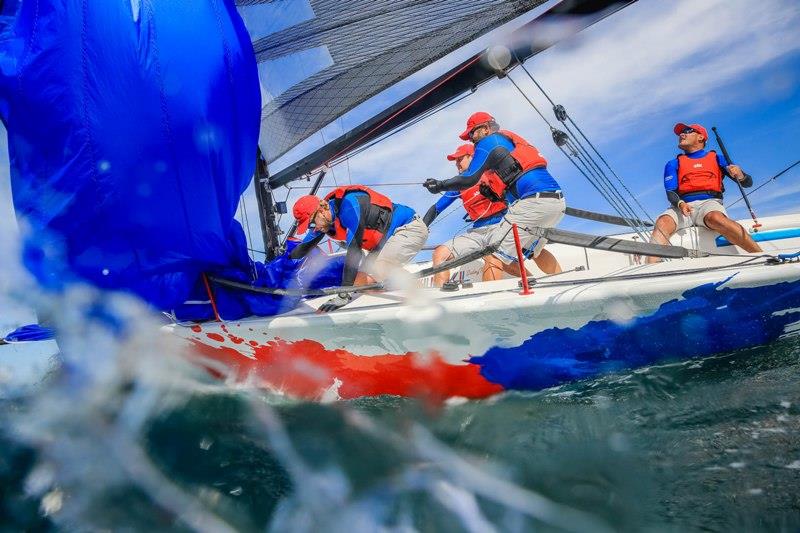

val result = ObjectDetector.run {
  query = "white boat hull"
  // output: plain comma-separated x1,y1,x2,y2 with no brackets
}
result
169,215,800,400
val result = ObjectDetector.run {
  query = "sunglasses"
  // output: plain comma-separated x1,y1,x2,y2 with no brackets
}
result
680,127,697,135
468,124,488,140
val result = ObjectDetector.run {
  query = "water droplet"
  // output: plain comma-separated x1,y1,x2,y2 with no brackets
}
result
97,160,111,173
199,437,213,450
102,268,110,276
729,462,746,469
229,486,243,496
40,488,63,516
487,45,511,71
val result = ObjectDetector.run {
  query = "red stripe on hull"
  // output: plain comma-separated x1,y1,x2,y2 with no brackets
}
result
189,335,503,401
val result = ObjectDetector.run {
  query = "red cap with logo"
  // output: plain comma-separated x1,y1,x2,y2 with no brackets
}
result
293,195,322,234
446,143,475,161
673,122,708,140
459,111,495,140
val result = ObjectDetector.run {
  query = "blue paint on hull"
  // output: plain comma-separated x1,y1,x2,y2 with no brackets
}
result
470,277,800,391
716,227,800,247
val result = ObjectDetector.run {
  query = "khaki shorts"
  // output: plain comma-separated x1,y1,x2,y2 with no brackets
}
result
363,216,429,279
660,199,726,230
490,196,566,264
441,224,496,260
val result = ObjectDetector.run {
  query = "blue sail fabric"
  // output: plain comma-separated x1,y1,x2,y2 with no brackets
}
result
2,324,56,343
173,240,346,322
0,0,261,312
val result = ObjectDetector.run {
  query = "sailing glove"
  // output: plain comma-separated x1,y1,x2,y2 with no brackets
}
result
318,292,353,313
479,182,503,202
423,179,444,194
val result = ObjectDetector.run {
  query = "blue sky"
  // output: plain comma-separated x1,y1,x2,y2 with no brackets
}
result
236,0,800,254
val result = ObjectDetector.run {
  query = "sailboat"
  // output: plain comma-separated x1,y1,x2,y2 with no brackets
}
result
169,0,800,400
3,0,799,401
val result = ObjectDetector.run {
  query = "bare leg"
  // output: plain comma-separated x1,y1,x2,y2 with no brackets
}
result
646,215,677,264
532,248,561,274
354,271,374,286
500,258,531,278
432,245,454,287
482,254,506,281
704,212,763,253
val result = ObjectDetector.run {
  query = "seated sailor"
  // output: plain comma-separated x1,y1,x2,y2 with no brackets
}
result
291,185,429,311
646,122,762,263
424,112,564,275
424,143,511,286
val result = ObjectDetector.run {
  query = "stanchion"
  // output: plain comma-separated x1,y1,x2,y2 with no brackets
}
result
202,273,223,322
512,224,533,296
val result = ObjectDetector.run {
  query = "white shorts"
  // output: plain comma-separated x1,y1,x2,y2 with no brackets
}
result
659,199,726,230
490,196,566,264
363,216,429,279
441,224,496,260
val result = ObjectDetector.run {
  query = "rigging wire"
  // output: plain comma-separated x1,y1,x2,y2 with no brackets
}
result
504,71,650,241
515,59,654,224
727,159,800,208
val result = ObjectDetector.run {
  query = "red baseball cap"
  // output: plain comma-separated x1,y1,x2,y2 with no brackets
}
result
293,194,322,234
673,122,708,140
459,111,495,140
446,143,474,161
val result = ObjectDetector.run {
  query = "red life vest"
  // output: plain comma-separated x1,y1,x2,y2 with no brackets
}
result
323,185,394,250
478,130,548,198
676,151,723,198
460,179,506,221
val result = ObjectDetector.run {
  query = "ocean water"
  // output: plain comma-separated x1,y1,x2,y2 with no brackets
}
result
2,326,800,532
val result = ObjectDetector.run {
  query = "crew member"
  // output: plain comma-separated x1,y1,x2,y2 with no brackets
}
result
646,122,762,263
291,185,429,311
424,144,509,286
423,112,564,274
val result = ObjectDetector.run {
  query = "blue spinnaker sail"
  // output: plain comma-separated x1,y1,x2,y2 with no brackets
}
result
0,0,331,322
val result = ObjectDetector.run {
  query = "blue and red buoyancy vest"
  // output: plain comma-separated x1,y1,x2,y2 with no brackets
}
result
478,130,548,198
324,185,394,250
460,178,507,221
676,150,724,199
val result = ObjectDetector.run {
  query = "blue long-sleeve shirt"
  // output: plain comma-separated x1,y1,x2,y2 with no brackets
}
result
426,191,506,229
438,132,561,202
296,192,416,285
663,149,751,205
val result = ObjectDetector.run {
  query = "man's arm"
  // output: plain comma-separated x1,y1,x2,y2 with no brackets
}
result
422,192,459,226
338,195,368,286
289,231,325,259
436,145,511,192
716,153,753,187
663,159,682,207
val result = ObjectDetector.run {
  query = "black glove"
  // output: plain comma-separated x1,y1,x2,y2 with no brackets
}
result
318,292,353,313
423,179,444,194
479,182,503,202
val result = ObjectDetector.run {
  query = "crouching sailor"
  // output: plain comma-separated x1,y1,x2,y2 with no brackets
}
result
423,112,564,275
291,185,429,311
646,122,762,263
424,143,510,286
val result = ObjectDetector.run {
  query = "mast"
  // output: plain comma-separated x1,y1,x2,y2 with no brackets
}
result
253,148,282,260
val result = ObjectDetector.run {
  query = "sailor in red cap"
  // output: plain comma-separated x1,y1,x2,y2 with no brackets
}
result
423,112,564,274
290,185,428,311
646,122,761,262
423,143,509,286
